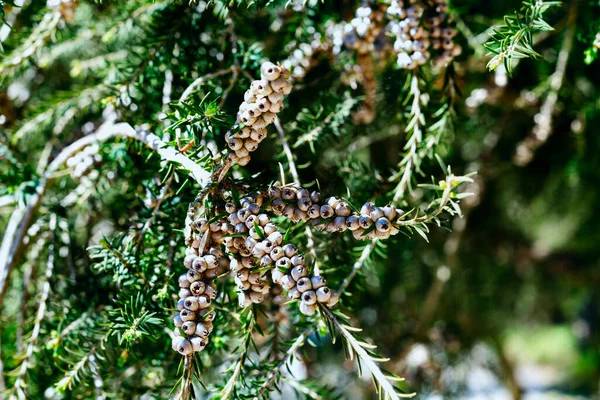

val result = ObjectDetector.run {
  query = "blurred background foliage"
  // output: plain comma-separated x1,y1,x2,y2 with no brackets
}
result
0,0,599,399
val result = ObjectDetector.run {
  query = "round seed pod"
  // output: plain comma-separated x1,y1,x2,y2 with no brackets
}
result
238,292,252,307
268,232,283,245
376,230,391,240
358,215,373,229
183,255,196,270
260,62,282,81
291,254,305,266
179,274,191,288
311,276,326,290
270,77,288,93
184,296,199,311
244,139,259,152
262,111,277,124
180,309,195,322
326,292,340,307
182,321,196,335
252,282,269,294
185,247,198,256
281,187,297,200
264,223,278,236
228,137,243,151
352,228,366,240
296,277,312,293
190,336,207,352
288,287,301,299
291,265,308,282
179,288,192,299
260,254,273,267
196,322,211,337
283,244,298,258
271,268,285,283
239,127,251,138
297,197,312,211
345,215,360,230
204,286,217,299
370,207,384,221
261,240,274,253
236,268,249,281
316,286,332,303
244,90,256,103
248,273,262,285
320,205,334,219
308,204,321,218
299,301,318,316
360,202,375,216
258,214,270,226
192,258,207,272
302,290,317,305
255,79,273,97
270,246,284,260
249,291,264,303
268,92,284,104
280,274,295,289
375,217,391,233
197,295,211,309
177,298,186,311
174,314,183,327
237,280,251,291
204,255,218,269
310,191,322,203
238,155,251,166
334,216,347,232
335,202,351,216
173,337,193,355
248,203,261,215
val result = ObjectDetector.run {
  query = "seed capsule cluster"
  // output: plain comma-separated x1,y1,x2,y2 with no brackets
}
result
66,143,101,179
282,41,333,80
387,0,429,69
225,61,293,167
171,219,229,355
267,182,404,241
426,0,461,67
343,4,387,55
387,0,461,69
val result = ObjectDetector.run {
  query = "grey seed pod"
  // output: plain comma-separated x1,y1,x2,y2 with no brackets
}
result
190,336,207,352
291,265,308,281
211,231,224,244
375,217,391,232
245,237,257,250
271,268,285,283
256,97,271,113
311,276,326,289
345,215,360,230
244,90,256,103
233,237,246,250
244,139,259,152
205,268,219,279
334,216,348,232
352,228,366,240
238,292,252,307
382,205,396,220
281,187,297,200
390,226,400,236
174,314,183,327
229,212,241,225
262,240,274,253
270,246,284,260
280,274,296,289
248,273,262,285
270,77,288,93
268,92,284,104
258,213,270,226
310,191,322,203
179,274,191,288
320,205,334,219
237,209,251,222
260,254,273,267
267,186,281,198
183,255,196,270
237,280,251,291
297,197,312,211
187,270,202,282
184,297,199,311
360,202,375,216
179,288,192,298
358,215,373,229
197,295,211,309
255,79,273,97
299,301,318,316
291,254,305,266
221,223,234,234
260,62,282,81
250,229,262,241
253,117,267,130
204,255,218,269
302,290,317,305
195,218,209,233
228,137,243,151
276,257,291,269
316,286,332,303
376,230,391,240
246,103,260,118
292,208,308,222
185,247,198,256
369,207,384,221
252,244,266,257
325,197,341,208
296,277,312,293
238,155,251,165
209,221,222,232
326,292,340,307
251,282,268,293
235,223,248,234
236,268,249,281
283,244,298,258
205,285,217,299
239,127,251,138
250,128,265,141
192,257,207,272
248,203,261,215
196,322,211,338
249,291,264,303
281,81,293,95
267,232,283,246
262,111,276,124
288,287,301,299
173,337,193,355
180,309,195,322
335,202,351,216
244,214,257,228
190,281,206,295
308,204,321,218
229,258,240,271
264,223,278,236
182,321,196,335
177,298,186,311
